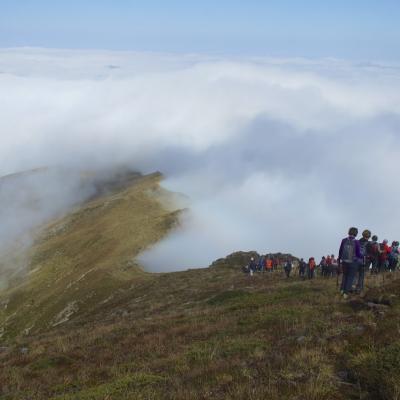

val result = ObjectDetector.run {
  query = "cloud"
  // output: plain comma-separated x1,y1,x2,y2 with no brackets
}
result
1,48,400,272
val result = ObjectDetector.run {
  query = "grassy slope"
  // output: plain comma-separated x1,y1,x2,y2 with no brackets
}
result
1,264,400,399
0,172,180,337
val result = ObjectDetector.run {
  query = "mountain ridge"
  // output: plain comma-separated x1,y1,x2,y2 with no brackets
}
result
0,170,182,338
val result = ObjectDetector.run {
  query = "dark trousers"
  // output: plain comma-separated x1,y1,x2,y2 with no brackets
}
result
356,263,366,291
341,262,358,294
370,258,379,274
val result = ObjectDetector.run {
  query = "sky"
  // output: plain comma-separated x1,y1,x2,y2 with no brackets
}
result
1,3,400,272
1,1,400,61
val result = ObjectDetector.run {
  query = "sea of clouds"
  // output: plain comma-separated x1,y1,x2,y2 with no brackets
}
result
1,48,400,272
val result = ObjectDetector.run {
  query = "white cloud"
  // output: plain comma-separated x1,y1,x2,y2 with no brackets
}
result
1,48,400,271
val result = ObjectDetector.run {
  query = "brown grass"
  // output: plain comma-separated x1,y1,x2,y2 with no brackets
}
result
1,266,400,399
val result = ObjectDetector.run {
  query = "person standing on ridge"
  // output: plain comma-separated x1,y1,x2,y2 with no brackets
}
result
338,227,362,299
389,241,400,271
265,257,273,272
326,255,332,277
369,235,380,274
273,258,279,271
308,257,316,279
331,255,338,278
378,239,390,272
284,259,292,278
299,258,307,279
319,256,327,277
257,255,265,272
356,229,371,293
249,257,257,276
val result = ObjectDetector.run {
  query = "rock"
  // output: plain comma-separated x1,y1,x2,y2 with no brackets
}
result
337,370,349,381
367,302,389,310
353,326,365,335
296,336,306,343
378,311,386,316
52,301,79,326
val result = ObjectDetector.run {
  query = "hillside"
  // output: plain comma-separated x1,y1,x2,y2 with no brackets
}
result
0,171,181,338
1,170,400,399
1,261,400,399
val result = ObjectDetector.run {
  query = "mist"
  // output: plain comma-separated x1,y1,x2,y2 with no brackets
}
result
1,48,400,272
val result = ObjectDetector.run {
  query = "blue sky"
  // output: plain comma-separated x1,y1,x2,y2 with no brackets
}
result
1,1,400,60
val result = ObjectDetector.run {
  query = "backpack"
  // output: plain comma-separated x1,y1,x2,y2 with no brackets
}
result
390,247,399,261
368,241,379,258
379,243,388,260
359,239,369,257
341,238,355,263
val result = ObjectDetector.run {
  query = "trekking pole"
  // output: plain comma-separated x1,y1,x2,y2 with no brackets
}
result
336,263,339,288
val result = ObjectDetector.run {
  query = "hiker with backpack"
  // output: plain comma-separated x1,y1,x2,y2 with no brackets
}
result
338,227,362,299
369,235,380,274
326,255,333,277
248,257,257,276
298,258,307,279
329,255,337,278
284,259,292,278
388,241,399,272
265,257,273,272
308,257,316,279
356,229,371,293
257,255,265,272
319,256,327,277
378,239,390,272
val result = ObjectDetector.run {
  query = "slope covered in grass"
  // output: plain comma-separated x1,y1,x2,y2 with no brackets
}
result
0,171,181,338
1,262,400,399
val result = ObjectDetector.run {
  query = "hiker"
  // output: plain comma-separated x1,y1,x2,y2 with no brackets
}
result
369,235,380,274
249,257,257,276
338,227,362,299
330,254,338,277
298,258,307,279
388,241,399,272
257,256,265,272
378,239,390,272
265,257,273,272
326,255,332,277
308,257,316,279
356,229,371,293
284,259,292,278
319,256,327,277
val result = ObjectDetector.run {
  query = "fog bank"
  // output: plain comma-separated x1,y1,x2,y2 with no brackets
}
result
1,48,400,271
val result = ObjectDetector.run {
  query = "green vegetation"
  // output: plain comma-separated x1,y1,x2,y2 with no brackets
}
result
0,172,180,337
2,265,400,399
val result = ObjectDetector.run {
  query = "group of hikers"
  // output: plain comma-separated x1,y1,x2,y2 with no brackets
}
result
244,227,400,299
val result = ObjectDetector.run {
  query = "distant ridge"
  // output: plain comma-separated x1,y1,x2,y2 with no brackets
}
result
0,170,181,337
211,251,298,269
